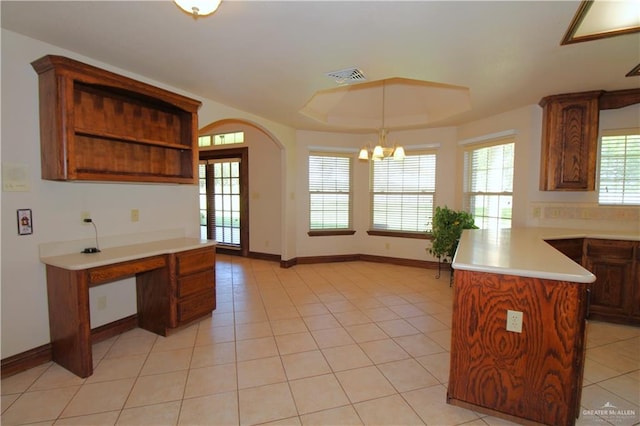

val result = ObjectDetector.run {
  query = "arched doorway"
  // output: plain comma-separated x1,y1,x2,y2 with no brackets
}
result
198,119,283,259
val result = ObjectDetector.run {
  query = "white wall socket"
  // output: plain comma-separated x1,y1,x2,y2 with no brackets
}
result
506,309,523,333
96,295,107,310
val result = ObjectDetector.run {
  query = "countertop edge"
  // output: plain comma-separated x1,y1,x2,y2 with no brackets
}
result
40,238,217,270
450,227,623,283
451,262,596,283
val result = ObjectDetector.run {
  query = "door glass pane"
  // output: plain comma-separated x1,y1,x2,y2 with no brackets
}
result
199,158,242,245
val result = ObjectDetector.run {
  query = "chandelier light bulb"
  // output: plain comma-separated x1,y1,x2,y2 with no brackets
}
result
393,145,406,160
174,0,222,18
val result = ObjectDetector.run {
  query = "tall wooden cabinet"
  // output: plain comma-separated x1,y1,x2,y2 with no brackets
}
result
31,55,202,184
539,91,602,191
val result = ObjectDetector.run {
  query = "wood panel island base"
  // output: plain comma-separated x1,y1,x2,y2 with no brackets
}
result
449,228,596,426
447,270,589,426
41,238,216,378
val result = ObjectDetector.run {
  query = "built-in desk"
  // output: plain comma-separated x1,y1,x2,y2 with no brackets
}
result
40,238,216,378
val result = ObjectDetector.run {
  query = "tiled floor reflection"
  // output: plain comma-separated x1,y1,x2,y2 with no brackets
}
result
2,255,639,425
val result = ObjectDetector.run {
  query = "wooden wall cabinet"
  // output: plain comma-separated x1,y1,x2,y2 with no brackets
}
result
539,91,602,191
170,247,216,327
448,270,588,426
583,239,640,325
31,55,202,184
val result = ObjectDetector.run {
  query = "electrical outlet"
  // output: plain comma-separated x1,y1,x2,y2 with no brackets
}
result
532,206,541,218
81,211,91,223
506,310,523,333
97,295,107,310
131,209,139,222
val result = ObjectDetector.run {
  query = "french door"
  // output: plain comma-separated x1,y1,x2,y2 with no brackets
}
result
199,148,249,256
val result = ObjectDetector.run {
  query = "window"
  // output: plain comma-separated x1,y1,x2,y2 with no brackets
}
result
463,140,514,232
199,131,244,147
371,152,436,234
598,130,640,205
308,153,353,232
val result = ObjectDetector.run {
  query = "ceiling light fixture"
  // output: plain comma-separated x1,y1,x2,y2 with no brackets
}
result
358,80,405,161
174,0,221,18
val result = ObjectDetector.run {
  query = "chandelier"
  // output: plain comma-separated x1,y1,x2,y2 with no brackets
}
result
358,81,405,161
359,129,405,161
174,0,222,18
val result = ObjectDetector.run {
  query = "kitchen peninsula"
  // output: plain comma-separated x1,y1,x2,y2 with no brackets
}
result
40,237,216,378
447,228,603,426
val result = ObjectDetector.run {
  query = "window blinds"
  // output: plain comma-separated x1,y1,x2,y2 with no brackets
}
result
309,154,352,230
371,153,436,232
599,132,640,205
463,141,514,231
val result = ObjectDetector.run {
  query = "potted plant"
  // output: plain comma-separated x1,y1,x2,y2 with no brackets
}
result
428,206,478,279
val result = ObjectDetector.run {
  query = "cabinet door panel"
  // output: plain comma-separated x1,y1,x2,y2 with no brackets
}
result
583,239,636,322
539,91,601,191
585,259,630,313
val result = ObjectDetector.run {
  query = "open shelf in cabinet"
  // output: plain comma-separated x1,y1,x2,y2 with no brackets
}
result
32,55,201,184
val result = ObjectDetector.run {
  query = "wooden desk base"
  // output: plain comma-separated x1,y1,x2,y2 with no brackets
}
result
46,256,170,378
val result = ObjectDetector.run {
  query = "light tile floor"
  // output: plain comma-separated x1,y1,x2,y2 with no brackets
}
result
2,256,639,425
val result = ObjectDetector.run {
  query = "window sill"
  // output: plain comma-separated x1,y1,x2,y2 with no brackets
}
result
367,230,433,240
308,230,356,237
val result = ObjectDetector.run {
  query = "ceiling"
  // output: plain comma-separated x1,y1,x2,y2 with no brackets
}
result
2,1,639,132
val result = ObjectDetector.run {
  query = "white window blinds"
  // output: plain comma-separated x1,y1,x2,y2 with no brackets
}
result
371,153,436,233
463,140,514,232
599,130,640,205
309,153,352,230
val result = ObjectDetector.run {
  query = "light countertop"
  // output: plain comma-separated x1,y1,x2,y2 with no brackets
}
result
452,228,638,283
40,237,216,270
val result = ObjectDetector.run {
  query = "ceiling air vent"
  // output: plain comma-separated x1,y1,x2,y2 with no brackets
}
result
326,67,367,84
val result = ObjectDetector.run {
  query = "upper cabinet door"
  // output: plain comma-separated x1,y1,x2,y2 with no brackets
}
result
539,91,602,191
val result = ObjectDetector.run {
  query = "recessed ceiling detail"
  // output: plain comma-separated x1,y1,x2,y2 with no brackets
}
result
561,0,640,44
300,77,471,130
326,67,367,84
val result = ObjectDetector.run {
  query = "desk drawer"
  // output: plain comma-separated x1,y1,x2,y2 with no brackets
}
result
176,248,215,276
178,270,214,298
89,255,166,285
177,291,215,323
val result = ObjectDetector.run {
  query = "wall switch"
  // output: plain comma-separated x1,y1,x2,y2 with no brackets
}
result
506,310,523,333
131,209,139,222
